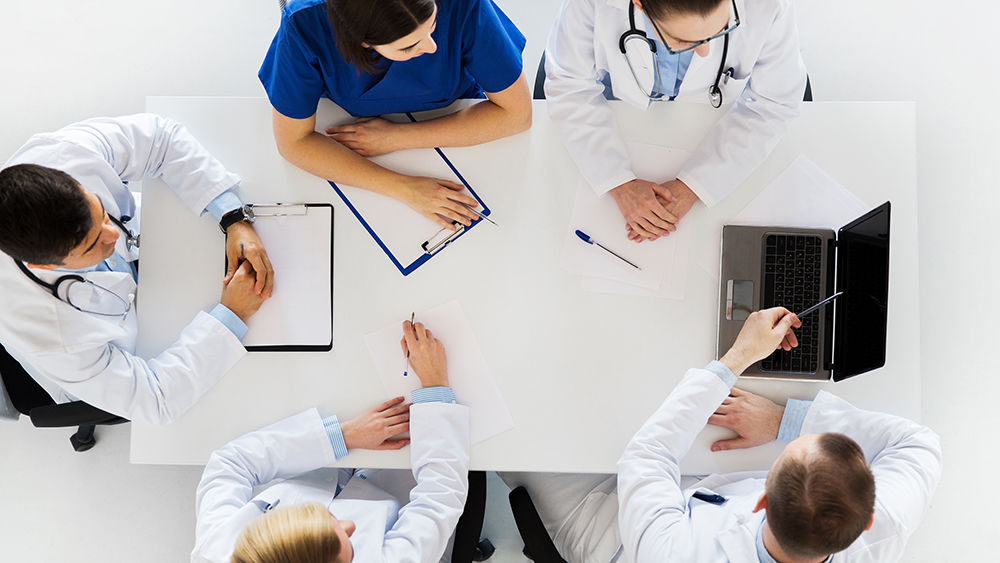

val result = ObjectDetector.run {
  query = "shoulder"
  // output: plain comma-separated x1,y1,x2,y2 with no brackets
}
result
282,0,327,19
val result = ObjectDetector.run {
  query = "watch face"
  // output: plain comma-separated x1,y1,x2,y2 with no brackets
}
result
243,204,255,222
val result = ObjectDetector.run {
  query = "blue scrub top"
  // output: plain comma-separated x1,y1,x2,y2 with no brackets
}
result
259,0,527,119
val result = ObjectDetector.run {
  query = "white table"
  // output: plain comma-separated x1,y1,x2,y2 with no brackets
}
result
131,98,920,474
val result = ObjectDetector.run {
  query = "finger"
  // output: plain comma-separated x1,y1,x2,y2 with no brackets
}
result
707,414,729,427
436,208,468,227
235,260,253,280
377,396,407,412
354,116,376,123
713,404,730,415
636,217,667,237
640,210,674,233
259,251,275,298
246,251,269,295
400,336,408,355
729,387,746,396
774,312,798,336
386,422,410,434
446,192,480,210
385,413,409,426
224,249,238,284
325,125,357,134
413,322,427,341
402,320,417,348
376,438,410,450
712,437,753,452
444,201,479,221
426,211,453,230
440,204,474,226
651,183,678,203
438,179,467,192
628,220,658,240
646,200,679,226
384,402,411,417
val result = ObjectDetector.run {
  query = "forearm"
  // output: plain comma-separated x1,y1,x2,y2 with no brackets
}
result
277,130,407,197
391,98,531,150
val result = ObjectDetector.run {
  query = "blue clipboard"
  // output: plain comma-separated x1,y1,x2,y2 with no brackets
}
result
327,113,492,276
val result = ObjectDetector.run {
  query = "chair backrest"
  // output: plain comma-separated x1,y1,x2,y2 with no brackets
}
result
0,342,54,416
534,53,547,100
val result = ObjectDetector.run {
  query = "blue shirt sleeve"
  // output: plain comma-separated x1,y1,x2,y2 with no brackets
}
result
259,9,328,119
322,414,350,458
777,399,813,441
704,360,738,388
460,0,526,93
202,189,243,222
411,386,458,404
208,304,248,341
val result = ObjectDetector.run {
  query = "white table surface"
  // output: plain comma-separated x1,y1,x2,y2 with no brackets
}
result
131,98,920,474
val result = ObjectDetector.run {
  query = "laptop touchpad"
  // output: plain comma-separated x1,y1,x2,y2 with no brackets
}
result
726,280,754,321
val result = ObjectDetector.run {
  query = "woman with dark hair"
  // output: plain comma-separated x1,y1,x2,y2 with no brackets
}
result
260,0,530,229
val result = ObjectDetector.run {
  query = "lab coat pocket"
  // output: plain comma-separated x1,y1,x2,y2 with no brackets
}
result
719,73,751,105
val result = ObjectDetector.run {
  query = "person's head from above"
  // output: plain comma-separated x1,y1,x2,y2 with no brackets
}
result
0,163,120,270
754,432,876,561
634,0,735,58
328,0,438,73
232,501,356,563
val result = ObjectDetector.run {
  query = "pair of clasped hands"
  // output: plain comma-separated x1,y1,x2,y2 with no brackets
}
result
610,177,701,242
333,320,450,452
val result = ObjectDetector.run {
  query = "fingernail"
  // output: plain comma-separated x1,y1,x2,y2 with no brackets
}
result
712,445,720,452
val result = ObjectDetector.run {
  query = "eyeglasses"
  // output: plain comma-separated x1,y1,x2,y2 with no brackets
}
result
648,0,740,55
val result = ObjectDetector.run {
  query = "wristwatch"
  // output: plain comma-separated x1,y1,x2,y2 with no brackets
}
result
219,204,255,233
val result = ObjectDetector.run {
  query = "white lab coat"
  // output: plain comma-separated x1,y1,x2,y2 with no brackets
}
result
0,114,247,423
192,402,471,563
545,0,807,205
616,367,942,562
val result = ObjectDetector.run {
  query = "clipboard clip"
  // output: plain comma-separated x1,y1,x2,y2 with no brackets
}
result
251,203,309,217
421,223,466,256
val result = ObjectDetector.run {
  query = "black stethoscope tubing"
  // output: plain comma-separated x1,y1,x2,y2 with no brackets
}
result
620,2,731,108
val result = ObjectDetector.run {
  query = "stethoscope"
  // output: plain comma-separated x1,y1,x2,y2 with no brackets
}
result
14,214,138,319
619,2,732,108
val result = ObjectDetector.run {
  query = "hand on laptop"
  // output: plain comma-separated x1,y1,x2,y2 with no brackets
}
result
720,308,802,376
708,387,784,451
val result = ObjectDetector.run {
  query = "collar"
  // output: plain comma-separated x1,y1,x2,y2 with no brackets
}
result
755,519,833,563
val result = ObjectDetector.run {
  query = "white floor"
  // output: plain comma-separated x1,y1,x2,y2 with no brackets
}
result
0,0,998,561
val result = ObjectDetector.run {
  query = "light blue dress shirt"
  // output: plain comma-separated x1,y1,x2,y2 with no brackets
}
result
642,13,694,99
321,386,458,458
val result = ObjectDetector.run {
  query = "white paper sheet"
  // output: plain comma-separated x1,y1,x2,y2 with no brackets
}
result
243,205,333,348
695,156,871,279
561,142,692,294
364,300,513,444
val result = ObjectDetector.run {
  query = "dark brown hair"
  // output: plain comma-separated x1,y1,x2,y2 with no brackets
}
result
0,163,93,264
765,433,876,558
326,0,436,73
641,0,727,21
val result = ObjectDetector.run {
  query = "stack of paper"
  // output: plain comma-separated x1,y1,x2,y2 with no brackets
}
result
561,142,693,300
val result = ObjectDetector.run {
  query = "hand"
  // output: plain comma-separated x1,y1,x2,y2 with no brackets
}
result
220,261,266,322
720,308,802,375
224,221,274,298
397,176,480,230
400,321,449,388
609,179,678,242
340,396,411,451
708,387,784,451
325,117,401,157
625,179,700,241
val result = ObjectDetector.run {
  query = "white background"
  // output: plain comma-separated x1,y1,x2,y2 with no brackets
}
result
0,0,997,561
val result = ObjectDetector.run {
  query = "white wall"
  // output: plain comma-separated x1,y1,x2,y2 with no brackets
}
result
0,0,997,561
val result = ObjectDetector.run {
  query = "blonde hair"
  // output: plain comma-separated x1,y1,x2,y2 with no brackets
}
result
232,501,342,563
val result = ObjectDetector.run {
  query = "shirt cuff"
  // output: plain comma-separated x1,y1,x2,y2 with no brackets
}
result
411,386,458,404
322,415,350,458
705,360,737,388
208,304,249,341
202,189,243,222
777,399,813,441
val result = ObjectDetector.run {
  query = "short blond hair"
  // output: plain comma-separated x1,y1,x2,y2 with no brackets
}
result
232,501,342,563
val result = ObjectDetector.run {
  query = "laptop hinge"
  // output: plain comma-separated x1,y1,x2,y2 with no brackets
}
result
822,237,837,372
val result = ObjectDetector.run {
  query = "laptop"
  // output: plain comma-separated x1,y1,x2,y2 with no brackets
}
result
716,202,891,381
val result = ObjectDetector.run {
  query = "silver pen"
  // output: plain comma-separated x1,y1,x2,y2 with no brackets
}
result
796,291,844,318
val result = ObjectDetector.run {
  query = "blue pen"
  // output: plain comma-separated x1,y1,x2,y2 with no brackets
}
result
575,230,641,270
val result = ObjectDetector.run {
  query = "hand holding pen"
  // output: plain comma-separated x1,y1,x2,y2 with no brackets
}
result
400,318,450,388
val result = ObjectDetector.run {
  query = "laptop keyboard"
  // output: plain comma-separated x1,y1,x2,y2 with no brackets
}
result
761,234,823,374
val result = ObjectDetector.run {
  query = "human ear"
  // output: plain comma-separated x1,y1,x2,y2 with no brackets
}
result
752,493,767,513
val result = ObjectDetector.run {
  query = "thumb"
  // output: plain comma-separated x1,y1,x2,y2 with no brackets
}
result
652,183,678,203
712,436,753,452
224,253,237,284
774,312,798,334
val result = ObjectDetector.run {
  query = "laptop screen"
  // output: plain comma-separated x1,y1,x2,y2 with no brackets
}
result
833,202,891,381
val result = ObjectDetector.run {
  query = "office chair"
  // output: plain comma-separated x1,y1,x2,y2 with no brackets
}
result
509,486,569,563
453,471,496,562
0,343,127,452
533,52,815,102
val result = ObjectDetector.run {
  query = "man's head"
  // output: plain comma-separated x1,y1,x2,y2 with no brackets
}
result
232,501,356,563
634,0,732,57
0,163,120,269
757,433,876,558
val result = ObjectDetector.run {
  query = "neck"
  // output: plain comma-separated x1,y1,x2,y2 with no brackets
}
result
761,522,827,563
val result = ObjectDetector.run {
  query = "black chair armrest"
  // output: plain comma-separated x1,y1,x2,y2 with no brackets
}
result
29,401,127,428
